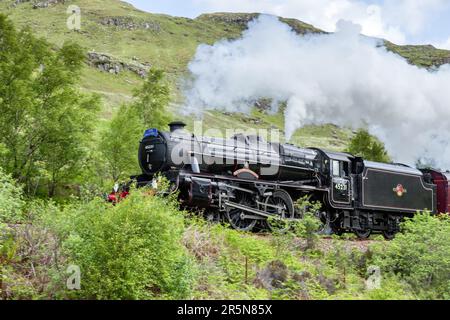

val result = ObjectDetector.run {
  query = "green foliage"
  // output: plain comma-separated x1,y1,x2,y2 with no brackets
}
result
370,212,450,299
363,275,413,300
99,69,172,182
346,129,391,163
183,219,278,299
267,196,323,261
0,14,100,196
0,167,24,224
45,190,195,300
2,190,449,300
294,196,323,250
99,105,142,182
0,170,36,299
131,68,172,130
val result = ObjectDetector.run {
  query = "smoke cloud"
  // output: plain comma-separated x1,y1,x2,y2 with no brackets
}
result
183,15,450,169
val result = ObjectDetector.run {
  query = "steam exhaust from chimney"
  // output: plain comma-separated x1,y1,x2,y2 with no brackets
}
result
182,15,450,170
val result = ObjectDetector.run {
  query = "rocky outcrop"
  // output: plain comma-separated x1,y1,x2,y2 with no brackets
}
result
11,0,65,9
13,0,30,4
87,52,150,78
33,0,64,9
197,13,259,27
11,0,31,7
100,16,161,32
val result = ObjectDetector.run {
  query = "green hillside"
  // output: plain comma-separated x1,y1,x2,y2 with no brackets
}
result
1,0,449,150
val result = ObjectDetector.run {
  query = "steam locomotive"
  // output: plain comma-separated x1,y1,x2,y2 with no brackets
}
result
121,121,450,239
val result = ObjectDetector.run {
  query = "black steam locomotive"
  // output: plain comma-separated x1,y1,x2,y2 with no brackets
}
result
130,121,449,239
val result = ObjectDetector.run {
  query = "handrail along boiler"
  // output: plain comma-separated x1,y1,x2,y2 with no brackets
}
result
128,121,448,239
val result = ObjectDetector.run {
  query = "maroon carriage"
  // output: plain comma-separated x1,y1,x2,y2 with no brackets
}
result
421,169,450,214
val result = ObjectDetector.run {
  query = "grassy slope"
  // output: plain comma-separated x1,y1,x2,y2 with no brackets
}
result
1,0,448,150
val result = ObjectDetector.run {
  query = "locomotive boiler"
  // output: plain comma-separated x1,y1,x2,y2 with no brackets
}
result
130,121,448,239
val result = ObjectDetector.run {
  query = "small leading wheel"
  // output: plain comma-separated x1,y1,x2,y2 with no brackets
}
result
226,192,257,232
354,229,371,239
264,190,295,231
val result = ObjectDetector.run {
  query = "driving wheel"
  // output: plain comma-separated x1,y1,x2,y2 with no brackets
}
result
226,191,257,232
264,190,295,231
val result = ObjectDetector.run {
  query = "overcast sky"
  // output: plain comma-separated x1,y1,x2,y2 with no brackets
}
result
125,0,450,48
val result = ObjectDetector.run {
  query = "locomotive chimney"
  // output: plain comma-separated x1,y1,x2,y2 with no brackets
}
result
169,121,187,132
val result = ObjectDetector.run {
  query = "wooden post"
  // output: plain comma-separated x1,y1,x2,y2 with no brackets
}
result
245,256,248,284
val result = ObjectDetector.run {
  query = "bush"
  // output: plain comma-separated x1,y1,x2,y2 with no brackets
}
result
0,167,37,299
293,196,323,250
0,167,24,224
371,212,450,299
46,189,195,300
0,167,24,298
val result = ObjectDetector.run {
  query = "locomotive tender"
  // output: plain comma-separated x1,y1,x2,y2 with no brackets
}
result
132,121,449,239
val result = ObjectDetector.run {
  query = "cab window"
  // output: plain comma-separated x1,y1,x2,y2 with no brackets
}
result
332,160,341,177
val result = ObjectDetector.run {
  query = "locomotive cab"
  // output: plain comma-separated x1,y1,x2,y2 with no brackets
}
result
327,153,353,208
311,149,354,208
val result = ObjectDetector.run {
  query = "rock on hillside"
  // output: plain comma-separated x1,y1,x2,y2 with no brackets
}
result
100,16,161,32
87,52,150,77
11,0,64,9
196,12,260,27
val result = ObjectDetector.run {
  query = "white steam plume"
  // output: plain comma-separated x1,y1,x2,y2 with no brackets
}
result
183,15,450,169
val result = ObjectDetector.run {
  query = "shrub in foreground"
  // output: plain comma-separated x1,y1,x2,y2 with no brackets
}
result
48,190,195,300
0,167,24,224
371,212,450,299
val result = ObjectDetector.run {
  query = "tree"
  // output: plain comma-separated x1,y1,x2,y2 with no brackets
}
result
346,129,391,163
0,15,100,196
100,105,143,182
99,69,173,182
131,68,172,130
